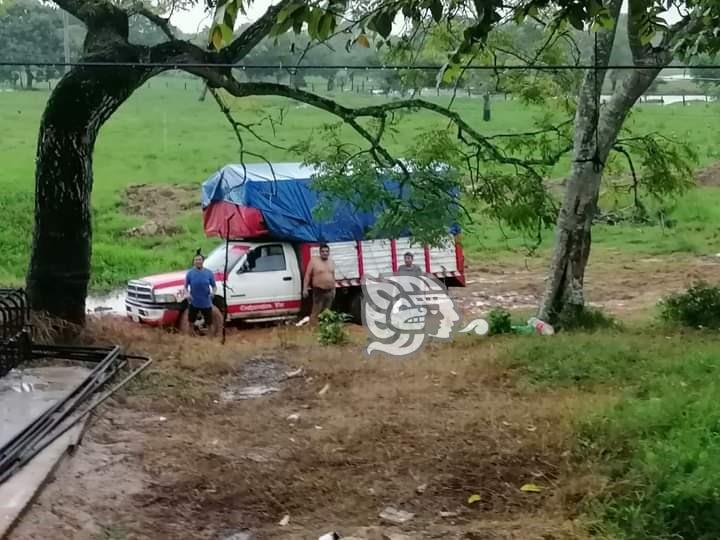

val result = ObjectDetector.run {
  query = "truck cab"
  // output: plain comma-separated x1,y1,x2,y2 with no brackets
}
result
125,241,303,327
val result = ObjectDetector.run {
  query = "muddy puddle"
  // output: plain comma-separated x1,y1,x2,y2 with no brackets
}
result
221,356,303,401
85,289,126,315
0,366,91,447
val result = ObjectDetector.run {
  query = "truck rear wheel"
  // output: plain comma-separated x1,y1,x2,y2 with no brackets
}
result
349,290,363,325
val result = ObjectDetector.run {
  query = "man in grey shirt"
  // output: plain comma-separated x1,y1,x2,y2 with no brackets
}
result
397,252,422,275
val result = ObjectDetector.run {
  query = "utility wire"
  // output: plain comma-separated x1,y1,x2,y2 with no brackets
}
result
1,61,720,70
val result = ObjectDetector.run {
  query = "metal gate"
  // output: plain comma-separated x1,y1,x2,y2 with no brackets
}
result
0,289,31,378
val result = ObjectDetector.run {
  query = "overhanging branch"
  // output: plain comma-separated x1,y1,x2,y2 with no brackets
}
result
130,3,174,40
223,0,293,62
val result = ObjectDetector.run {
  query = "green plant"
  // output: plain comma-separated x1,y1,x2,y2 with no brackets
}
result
317,309,351,345
556,305,619,332
659,281,720,329
488,308,512,336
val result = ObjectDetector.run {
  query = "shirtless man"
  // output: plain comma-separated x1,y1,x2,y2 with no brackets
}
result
303,243,336,322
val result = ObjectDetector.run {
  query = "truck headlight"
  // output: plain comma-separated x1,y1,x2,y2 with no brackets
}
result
153,293,177,304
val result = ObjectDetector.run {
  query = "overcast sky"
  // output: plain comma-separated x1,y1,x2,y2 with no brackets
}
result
170,0,276,34
169,0,682,37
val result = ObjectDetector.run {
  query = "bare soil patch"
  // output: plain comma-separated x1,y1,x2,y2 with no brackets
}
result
454,252,720,319
121,184,197,237
695,162,720,187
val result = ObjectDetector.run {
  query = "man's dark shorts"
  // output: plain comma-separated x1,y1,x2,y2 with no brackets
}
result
311,288,336,319
188,305,214,326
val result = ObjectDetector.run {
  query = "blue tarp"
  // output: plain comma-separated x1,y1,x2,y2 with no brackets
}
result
201,162,460,242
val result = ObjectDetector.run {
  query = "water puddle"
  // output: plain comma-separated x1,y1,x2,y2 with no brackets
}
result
221,385,280,401
0,370,50,394
0,366,91,447
86,289,126,315
220,356,299,401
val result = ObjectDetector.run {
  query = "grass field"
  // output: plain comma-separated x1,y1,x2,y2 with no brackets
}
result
6,77,720,540
2,76,720,288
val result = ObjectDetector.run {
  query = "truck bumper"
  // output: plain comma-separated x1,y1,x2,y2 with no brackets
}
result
126,302,181,327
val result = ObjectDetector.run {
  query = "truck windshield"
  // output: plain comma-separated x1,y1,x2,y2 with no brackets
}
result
203,244,249,273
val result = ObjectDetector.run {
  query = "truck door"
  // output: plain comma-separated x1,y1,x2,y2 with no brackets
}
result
228,243,301,318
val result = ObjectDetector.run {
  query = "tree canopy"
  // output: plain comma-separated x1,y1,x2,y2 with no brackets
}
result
0,0,65,86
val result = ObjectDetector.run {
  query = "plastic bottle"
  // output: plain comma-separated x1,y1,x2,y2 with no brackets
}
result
527,317,555,336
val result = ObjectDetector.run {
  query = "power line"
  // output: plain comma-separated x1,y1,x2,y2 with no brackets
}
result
1,61,720,71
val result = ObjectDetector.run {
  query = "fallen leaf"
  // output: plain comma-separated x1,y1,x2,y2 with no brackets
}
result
318,383,330,396
467,494,481,504
520,483,543,493
416,483,428,494
279,514,290,526
355,33,370,48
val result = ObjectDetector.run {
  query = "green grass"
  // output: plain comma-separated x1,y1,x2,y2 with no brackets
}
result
504,330,720,539
5,76,720,539
2,76,720,289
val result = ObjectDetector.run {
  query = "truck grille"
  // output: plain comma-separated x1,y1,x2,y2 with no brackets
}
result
127,280,154,304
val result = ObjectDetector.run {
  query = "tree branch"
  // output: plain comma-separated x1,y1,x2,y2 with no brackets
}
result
129,3,174,40
223,0,293,62
209,88,290,151
54,0,128,33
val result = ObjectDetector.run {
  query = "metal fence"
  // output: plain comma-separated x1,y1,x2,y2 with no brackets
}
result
0,289,31,378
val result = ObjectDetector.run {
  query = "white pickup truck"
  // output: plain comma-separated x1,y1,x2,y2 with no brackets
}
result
125,235,465,329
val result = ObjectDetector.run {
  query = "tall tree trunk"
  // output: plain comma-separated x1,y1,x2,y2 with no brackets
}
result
27,65,149,324
537,0,620,323
538,68,665,322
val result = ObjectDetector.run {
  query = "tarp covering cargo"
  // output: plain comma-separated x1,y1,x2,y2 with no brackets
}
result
201,162,459,242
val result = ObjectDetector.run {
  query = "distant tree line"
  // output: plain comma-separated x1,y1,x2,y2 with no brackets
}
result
1,0,680,95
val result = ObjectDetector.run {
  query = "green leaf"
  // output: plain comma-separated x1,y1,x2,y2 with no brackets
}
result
292,10,304,34
276,1,303,26
429,0,443,23
307,7,322,38
271,13,296,36
220,23,234,47
318,12,335,40
441,63,462,84
210,26,223,50
467,494,482,504
369,11,393,39
568,11,585,31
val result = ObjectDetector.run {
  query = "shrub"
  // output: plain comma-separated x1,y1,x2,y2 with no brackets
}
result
659,281,720,329
317,310,351,345
488,308,512,336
